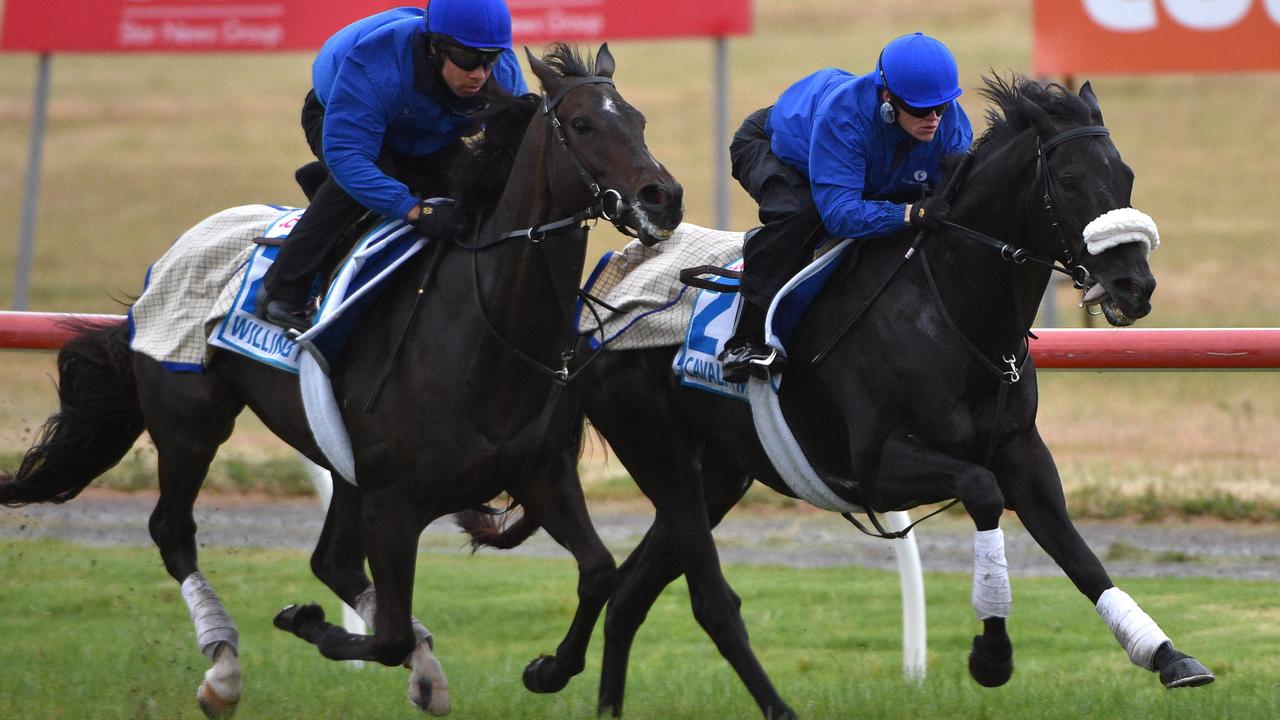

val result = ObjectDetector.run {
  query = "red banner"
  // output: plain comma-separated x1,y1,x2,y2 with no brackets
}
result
1035,0,1280,75
1,1,751,53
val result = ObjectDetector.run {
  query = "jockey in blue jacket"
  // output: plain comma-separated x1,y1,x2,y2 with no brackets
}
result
257,0,528,334
720,32,973,382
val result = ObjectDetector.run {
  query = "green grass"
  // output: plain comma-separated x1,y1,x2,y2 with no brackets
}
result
0,539,1276,719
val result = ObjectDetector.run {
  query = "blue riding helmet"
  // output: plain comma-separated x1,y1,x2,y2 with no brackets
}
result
876,32,962,108
426,0,514,50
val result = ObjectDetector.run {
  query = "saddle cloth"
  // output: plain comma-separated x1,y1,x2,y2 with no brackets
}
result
576,220,855,402
130,204,297,372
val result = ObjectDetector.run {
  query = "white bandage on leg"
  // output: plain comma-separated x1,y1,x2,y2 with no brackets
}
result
972,528,1012,620
181,572,239,658
354,585,432,644
1095,586,1171,671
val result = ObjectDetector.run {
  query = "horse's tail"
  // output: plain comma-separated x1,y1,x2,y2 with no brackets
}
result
454,506,541,551
0,322,144,506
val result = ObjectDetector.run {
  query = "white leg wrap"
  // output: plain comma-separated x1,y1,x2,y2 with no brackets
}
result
972,528,1012,620
354,586,432,644
181,572,239,659
1095,586,1171,671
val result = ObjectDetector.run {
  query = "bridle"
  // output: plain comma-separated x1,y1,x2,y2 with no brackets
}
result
479,75,640,245
940,124,1112,289
452,73,639,384
811,123,1113,369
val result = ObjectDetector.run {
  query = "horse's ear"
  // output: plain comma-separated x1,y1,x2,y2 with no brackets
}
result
1017,93,1056,137
1079,81,1105,125
525,46,562,95
594,43,616,79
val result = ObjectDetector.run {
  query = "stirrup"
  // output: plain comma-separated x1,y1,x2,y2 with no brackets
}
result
720,343,782,383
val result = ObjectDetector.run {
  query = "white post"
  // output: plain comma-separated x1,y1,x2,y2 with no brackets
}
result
13,53,52,310
713,36,730,230
886,510,927,682
301,455,367,664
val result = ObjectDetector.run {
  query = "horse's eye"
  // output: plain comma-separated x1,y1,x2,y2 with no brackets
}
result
1059,175,1079,191
571,117,591,134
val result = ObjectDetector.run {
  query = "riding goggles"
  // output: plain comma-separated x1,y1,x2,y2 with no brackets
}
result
437,41,503,72
893,95,949,119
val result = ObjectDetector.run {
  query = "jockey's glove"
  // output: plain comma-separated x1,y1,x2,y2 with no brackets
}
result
907,196,951,231
412,198,467,240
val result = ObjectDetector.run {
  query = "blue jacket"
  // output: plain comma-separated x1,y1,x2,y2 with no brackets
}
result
768,68,972,240
312,8,528,220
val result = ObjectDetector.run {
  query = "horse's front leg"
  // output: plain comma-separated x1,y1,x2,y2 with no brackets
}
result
997,427,1214,688
508,451,617,695
875,431,1013,687
311,477,449,715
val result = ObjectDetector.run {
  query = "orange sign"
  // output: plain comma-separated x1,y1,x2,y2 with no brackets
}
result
1034,0,1280,74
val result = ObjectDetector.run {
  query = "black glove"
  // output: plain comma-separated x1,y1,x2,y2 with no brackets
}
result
412,198,467,239
908,196,951,231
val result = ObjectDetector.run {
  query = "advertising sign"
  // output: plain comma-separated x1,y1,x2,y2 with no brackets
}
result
1035,0,1280,74
1,0,752,53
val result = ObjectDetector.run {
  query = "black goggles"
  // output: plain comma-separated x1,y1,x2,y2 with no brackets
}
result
438,41,502,72
893,95,949,119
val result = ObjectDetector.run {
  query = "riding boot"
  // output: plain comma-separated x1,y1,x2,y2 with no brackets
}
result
718,299,782,383
255,174,366,334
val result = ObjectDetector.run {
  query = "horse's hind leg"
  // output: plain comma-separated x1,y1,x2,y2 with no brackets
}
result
875,431,1014,687
135,358,244,718
311,476,449,715
598,450,752,718
996,428,1214,688
510,452,617,695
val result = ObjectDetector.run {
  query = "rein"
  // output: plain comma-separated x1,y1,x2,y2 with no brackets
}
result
450,73,626,386
821,125,1110,538
812,124,1110,366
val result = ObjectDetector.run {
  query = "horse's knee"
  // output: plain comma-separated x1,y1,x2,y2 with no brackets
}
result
957,467,1004,529
579,556,618,607
688,585,742,638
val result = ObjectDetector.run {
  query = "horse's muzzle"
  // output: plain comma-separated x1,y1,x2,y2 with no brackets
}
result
627,181,684,246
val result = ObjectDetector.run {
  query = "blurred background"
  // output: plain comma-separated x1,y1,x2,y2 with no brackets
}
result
1,0,1277,519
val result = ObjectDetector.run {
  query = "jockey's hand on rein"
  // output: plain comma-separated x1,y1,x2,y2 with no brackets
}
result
412,198,467,240
908,196,951,231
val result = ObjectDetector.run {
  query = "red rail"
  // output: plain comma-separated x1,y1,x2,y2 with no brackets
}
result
0,311,127,351
1,311,1278,369
1029,328,1280,370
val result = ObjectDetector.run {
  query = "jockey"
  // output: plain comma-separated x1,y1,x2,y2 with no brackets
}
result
719,32,973,383
256,0,528,333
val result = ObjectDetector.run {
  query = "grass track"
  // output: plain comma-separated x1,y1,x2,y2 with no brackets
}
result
0,539,1276,719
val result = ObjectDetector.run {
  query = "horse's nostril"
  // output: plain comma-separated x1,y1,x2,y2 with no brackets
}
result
639,184,667,208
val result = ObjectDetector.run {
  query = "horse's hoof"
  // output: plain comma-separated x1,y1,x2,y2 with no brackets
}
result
968,634,1014,688
523,655,569,694
273,603,325,633
197,679,239,719
407,642,451,715
1160,656,1215,688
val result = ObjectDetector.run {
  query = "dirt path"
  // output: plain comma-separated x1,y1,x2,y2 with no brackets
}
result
3,489,1278,580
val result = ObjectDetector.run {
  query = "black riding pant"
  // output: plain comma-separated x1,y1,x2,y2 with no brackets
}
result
264,90,461,304
729,106,829,310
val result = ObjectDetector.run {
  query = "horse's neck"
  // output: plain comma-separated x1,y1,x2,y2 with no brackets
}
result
468,114,586,362
926,154,1050,352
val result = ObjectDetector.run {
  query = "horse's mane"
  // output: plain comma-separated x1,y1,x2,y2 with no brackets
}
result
970,74,1095,156
449,43,599,216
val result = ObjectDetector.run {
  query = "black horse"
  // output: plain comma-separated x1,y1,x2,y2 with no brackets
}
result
468,76,1212,719
0,44,682,718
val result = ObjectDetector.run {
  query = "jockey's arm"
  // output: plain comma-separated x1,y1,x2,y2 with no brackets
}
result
807,110,905,239
321,58,420,221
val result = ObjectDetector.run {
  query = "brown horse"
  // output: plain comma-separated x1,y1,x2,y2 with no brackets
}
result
1,43,682,717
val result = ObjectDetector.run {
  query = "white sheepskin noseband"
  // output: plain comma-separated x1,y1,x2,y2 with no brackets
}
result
1083,208,1160,256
